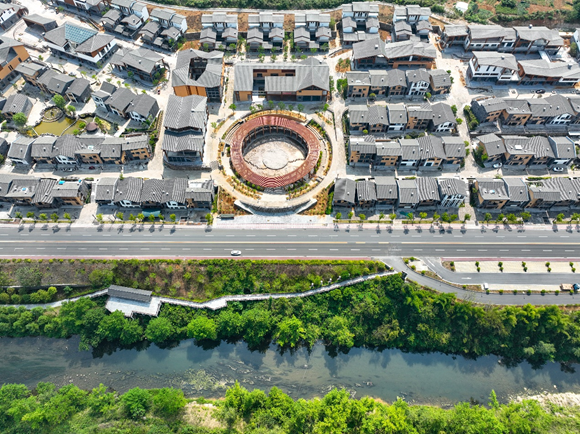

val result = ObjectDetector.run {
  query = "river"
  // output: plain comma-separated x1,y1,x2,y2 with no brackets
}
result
2,337,580,406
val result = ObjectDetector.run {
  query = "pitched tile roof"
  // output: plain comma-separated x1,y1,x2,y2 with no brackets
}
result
164,94,207,130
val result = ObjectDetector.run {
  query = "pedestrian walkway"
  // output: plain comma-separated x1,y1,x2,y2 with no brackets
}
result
11,271,396,314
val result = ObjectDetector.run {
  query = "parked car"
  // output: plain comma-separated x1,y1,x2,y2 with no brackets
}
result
493,163,502,168
230,250,242,256
535,89,545,94
552,167,564,172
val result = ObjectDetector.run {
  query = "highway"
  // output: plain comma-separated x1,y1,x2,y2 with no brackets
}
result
0,222,579,259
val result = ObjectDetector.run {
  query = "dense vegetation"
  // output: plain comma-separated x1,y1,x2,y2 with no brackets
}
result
1,275,580,366
2,381,580,433
0,259,383,303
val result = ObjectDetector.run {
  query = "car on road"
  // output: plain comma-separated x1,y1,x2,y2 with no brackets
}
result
230,250,241,256
535,89,545,94
493,163,502,168
88,166,96,170
552,167,564,172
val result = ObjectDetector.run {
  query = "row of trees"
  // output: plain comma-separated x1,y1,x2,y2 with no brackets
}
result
1,274,580,365
15,212,72,223
482,211,533,224
335,212,469,224
1,380,579,433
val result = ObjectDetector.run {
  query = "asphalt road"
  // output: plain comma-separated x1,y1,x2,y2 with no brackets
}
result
0,222,579,260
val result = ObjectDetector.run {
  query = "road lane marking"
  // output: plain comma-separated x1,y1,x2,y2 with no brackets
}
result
36,247,45,250
351,249,360,251
566,250,574,252
457,249,466,251
329,249,338,251
436,249,445,251
99,248,107,251
267,249,275,251
309,249,318,251
414,249,422,251
119,248,128,250
522,249,530,251
543,250,552,252
288,249,296,250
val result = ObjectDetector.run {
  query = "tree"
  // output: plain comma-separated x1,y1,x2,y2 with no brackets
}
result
389,213,397,222
15,211,22,220
128,214,136,223
324,316,354,348
419,212,427,223
153,388,186,417
121,388,151,419
348,211,354,219
369,92,376,100
520,211,531,222
335,212,342,220
556,213,565,223
275,316,305,348
39,213,48,222
297,104,304,113
358,213,366,221
96,214,104,224
497,213,505,223
484,213,492,224
441,212,449,222
116,212,124,221
187,316,217,341
148,214,155,223
277,101,286,111
229,103,237,112
170,214,176,223
379,212,385,221
267,100,275,110
137,213,145,223
463,214,471,223
571,42,579,57
450,214,458,222
145,317,175,344
16,267,42,288
432,212,440,223
26,211,35,220
66,105,76,115
408,212,414,223
88,269,114,289
205,213,213,225
12,112,27,127
52,94,66,109
50,213,59,223
571,212,580,223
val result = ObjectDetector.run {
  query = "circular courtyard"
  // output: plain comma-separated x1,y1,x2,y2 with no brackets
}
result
230,114,322,189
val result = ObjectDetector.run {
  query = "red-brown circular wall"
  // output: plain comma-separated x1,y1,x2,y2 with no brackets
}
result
230,115,321,189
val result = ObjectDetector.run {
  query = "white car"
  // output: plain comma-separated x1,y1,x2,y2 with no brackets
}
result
230,250,242,256
492,163,502,169
552,167,565,172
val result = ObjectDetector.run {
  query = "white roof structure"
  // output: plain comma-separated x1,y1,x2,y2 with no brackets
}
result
455,2,469,13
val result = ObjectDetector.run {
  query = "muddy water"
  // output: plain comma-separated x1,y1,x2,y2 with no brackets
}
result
2,336,580,406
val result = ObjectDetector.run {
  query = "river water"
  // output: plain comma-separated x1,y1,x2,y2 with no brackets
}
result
2,337,580,406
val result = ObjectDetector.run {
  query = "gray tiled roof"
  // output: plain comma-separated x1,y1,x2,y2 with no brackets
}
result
347,71,371,86
31,178,57,205
442,137,466,159
113,47,164,74
472,51,518,71
367,105,388,125
342,16,356,29
67,77,91,98
438,178,468,197
95,178,118,202
368,70,389,87
527,94,574,118
172,49,223,89
14,61,46,77
548,136,576,160
356,180,377,202
405,68,430,84
165,95,207,131
397,179,419,205
141,178,187,204
417,135,445,160
162,131,204,153
467,25,515,41
31,135,57,159
416,20,432,31
407,104,432,120
503,135,553,158
518,59,580,80
151,8,175,21
185,179,214,203
114,177,143,203
374,176,398,200
2,94,32,115
77,33,114,54
8,136,33,160
375,141,403,157
503,177,529,203
472,97,507,114
394,21,412,35
386,69,407,88
51,180,85,198
513,26,562,45
477,133,505,156
429,69,451,88
399,139,420,160
443,25,468,37
353,38,436,61
5,177,40,199
44,23,97,47
417,177,440,202
106,87,135,112
334,178,356,203
387,103,407,124
127,93,159,119
234,59,329,93
430,102,455,125
477,178,509,201
503,98,531,115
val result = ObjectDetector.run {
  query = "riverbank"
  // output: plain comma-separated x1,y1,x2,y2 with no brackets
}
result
2,379,580,434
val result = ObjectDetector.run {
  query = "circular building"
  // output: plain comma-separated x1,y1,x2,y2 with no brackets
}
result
230,115,321,189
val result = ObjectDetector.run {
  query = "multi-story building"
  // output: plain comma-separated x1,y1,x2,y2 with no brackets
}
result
352,38,436,69
2,94,32,120
333,178,356,207
356,179,377,208
471,97,508,123
103,0,149,38
138,8,187,50
464,25,516,52
500,99,532,127
417,135,446,168
172,49,223,102
0,3,27,31
416,177,440,209
429,69,452,95
397,178,419,209
502,177,530,210
247,12,284,51
438,178,468,208
441,137,466,168
111,47,167,82
44,23,117,68
405,69,430,96
512,26,563,55
439,25,468,48
294,11,331,50
0,36,30,89
162,94,208,168
393,5,431,25
527,95,574,126
467,51,519,84
517,59,580,87
474,178,510,209
430,102,456,133
375,176,399,206
36,69,91,103
233,58,329,102
201,12,238,49
406,104,432,130
475,133,506,167
341,2,379,45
